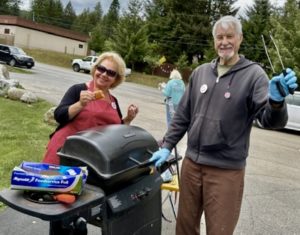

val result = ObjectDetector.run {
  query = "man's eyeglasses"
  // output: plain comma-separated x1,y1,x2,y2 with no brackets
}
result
96,65,118,78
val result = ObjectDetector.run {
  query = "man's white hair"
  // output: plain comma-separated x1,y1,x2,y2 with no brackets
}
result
212,15,243,38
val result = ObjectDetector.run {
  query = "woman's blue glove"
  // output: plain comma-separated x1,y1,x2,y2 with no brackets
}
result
269,68,298,102
149,148,171,168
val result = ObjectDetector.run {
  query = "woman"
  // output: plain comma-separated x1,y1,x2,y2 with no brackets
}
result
162,69,185,126
42,51,139,164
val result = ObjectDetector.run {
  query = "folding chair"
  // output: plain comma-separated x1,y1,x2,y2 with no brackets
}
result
161,167,180,222
156,140,182,222
160,148,181,223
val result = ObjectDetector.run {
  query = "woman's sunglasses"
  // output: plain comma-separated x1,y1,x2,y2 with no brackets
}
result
96,65,118,78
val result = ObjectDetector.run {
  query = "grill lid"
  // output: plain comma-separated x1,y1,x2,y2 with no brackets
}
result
57,125,159,190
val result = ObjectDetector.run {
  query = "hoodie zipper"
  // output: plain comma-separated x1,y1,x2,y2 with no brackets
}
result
196,78,218,162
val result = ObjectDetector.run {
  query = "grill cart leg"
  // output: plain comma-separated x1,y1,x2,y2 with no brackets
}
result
49,217,88,235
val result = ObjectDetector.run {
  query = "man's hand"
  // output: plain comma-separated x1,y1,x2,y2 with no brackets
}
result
269,68,298,102
149,148,171,168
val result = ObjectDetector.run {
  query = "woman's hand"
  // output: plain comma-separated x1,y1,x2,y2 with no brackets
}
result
68,90,94,120
123,104,139,124
79,90,94,107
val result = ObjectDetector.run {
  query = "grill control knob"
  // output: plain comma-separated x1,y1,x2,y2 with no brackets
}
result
144,187,151,194
137,190,147,199
131,187,152,200
74,217,87,234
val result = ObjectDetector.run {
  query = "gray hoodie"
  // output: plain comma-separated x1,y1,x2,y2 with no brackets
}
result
162,56,288,169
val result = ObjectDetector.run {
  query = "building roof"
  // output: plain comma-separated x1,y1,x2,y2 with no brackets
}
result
0,15,89,42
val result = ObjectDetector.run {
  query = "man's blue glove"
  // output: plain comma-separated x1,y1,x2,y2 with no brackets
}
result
149,148,171,168
269,68,298,102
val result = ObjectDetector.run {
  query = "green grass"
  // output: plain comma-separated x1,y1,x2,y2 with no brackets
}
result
24,48,79,69
6,64,33,74
0,97,55,210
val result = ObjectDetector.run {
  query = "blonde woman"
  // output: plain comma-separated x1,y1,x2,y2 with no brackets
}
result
43,51,138,164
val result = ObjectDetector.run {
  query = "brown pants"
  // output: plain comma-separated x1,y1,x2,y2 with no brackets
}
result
176,158,245,235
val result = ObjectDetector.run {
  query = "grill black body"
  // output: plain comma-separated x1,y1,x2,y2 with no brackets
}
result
0,125,162,235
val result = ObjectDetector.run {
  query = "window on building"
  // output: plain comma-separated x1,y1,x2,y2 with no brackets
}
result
4,28,10,34
79,44,83,49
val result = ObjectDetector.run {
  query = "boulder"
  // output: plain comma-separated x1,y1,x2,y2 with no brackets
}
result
44,106,58,126
0,79,10,91
1,66,42,109
0,78,20,97
0,64,9,79
7,87,26,100
21,91,38,103
0,78,19,89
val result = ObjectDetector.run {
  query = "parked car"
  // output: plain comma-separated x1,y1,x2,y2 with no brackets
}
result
0,44,35,69
71,55,132,76
254,91,300,131
72,55,98,73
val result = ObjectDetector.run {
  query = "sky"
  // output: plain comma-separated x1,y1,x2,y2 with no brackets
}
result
20,0,286,15
20,0,130,14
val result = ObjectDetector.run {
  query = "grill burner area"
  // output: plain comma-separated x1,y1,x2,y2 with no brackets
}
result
24,191,59,204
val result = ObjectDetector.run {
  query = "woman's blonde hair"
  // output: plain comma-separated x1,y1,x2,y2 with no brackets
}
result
169,69,182,80
91,51,126,89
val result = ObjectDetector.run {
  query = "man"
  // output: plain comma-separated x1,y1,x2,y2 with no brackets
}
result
150,15,298,235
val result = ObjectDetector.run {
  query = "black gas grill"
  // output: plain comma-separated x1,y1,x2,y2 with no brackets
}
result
0,125,163,235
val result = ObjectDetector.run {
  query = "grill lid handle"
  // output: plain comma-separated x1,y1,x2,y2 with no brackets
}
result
129,157,155,168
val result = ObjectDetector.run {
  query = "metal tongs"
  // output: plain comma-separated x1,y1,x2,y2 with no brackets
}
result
261,34,295,96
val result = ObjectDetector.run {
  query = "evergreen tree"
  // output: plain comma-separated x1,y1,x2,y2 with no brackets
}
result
145,0,238,64
72,2,104,36
102,0,120,39
88,2,105,53
211,0,239,23
48,0,64,27
145,0,209,63
107,0,148,70
31,0,48,22
89,23,106,53
280,0,300,26
89,2,103,26
30,0,64,27
240,0,273,69
0,0,21,15
72,8,92,34
62,1,77,29
268,0,300,85
9,0,21,16
0,0,10,14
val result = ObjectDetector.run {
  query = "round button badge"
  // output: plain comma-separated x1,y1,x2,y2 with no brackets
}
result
111,102,117,109
224,92,231,99
200,84,208,94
